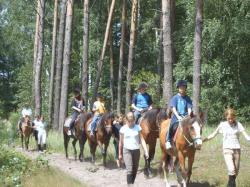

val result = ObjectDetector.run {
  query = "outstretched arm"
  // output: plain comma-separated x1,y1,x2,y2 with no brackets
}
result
242,131,250,142
203,126,220,142
140,132,149,159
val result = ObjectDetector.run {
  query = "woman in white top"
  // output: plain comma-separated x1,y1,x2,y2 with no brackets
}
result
34,116,47,152
119,112,149,185
203,108,250,187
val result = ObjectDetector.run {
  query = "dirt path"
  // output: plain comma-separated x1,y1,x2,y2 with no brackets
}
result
16,148,178,187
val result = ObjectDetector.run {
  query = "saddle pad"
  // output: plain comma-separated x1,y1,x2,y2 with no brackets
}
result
64,117,72,127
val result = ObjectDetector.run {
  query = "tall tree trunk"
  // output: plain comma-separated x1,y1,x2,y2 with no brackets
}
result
33,2,39,108
117,0,126,115
193,0,203,114
34,0,45,116
125,0,138,113
156,25,163,102
53,0,67,130
162,0,173,107
92,0,116,103
49,0,59,127
109,24,114,111
82,0,90,109
58,0,74,132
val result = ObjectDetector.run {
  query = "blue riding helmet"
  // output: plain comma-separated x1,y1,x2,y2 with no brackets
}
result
176,80,187,88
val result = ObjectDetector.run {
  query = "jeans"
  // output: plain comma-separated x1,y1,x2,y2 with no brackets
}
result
69,112,79,130
90,115,100,132
134,110,141,124
166,119,179,142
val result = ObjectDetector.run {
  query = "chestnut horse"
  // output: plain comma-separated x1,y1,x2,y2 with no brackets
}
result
139,108,168,177
20,117,33,150
159,115,203,187
63,112,92,161
83,112,114,166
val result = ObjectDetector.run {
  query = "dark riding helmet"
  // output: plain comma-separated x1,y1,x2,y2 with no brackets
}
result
137,82,148,90
73,87,81,94
176,80,187,88
96,93,103,99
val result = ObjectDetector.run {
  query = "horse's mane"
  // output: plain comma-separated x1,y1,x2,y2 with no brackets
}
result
98,112,114,128
180,115,201,127
143,108,168,126
79,112,92,130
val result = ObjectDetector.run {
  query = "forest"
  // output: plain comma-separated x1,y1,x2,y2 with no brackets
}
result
1,0,250,129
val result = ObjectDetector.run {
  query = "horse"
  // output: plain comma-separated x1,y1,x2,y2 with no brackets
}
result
20,117,33,150
63,112,92,161
159,114,204,187
83,112,114,166
139,108,169,177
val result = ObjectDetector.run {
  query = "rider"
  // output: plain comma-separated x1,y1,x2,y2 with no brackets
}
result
89,93,106,137
165,80,193,150
131,82,153,124
68,87,85,135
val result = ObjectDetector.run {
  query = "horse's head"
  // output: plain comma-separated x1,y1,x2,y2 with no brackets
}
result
100,112,114,135
181,115,204,150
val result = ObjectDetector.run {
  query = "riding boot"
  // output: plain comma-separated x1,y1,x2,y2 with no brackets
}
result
131,173,136,184
43,144,47,151
127,174,134,184
38,144,41,151
227,175,236,187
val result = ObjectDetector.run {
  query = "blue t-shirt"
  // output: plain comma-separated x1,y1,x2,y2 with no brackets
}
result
170,93,192,122
132,92,152,109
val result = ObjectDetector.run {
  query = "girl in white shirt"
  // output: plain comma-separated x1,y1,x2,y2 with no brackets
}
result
203,108,250,187
119,112,149,185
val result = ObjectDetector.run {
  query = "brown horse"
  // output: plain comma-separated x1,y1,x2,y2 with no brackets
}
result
63,112,92,161
83,112,114,166
159,115,203,187
20,117,33,150
140,108,168,177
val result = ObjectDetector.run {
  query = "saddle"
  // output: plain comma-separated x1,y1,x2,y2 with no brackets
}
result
87,116,103,132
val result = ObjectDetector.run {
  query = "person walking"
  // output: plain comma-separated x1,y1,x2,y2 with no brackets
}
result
119,112,149,185
203,108,250,187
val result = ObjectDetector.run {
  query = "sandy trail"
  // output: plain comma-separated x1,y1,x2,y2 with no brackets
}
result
16,148,178,187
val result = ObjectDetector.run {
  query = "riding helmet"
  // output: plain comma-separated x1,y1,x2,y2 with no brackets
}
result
176,80,187,88
137,82,148,90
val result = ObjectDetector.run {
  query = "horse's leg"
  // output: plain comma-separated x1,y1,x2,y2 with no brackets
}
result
27,136,30,150
161,152,170,187
21,134,24,149
145,138,157,177
72,138,77,161
177,151,187,187
89,141,97,163
187,153,195,184
64,133,70,159
103,141,110,167
79,138,84,162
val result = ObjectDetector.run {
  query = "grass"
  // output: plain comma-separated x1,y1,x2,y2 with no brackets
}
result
3,117,250,186
22,167,87,187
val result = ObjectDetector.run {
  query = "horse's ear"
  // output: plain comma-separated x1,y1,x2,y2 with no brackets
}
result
190,111,194,118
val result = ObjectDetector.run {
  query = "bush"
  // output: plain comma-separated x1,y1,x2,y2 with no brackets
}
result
0,145,32,187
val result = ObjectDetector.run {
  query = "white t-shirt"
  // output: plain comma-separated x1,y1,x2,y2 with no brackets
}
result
120,124,141,150
217,121,245,149
34,120,46,133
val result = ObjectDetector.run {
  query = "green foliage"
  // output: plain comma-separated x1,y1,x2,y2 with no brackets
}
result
0,145,32,187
